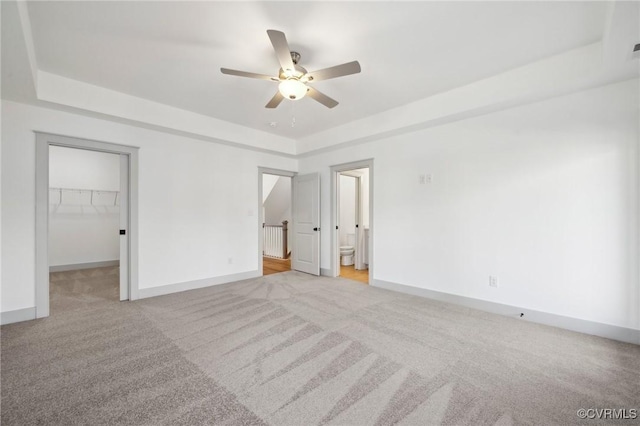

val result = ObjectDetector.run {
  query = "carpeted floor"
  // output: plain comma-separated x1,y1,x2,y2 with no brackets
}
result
2,267,639,425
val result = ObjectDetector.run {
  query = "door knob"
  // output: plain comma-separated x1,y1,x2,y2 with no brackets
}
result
313,227,319,231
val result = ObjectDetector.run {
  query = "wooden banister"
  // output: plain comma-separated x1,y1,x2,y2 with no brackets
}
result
282,220,288,259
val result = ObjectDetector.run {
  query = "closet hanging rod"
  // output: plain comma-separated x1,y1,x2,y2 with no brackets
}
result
49,187,119,193
49,187,119,206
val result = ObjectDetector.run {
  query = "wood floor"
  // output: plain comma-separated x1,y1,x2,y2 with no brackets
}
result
263,256,291,275
340,264,369,284
263,256,368,284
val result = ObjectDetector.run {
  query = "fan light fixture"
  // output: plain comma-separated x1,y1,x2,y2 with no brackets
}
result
279,78,307,100
220,30,361,109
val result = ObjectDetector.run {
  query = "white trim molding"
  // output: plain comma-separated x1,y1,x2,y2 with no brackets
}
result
137,270,260,299
1,271,260,325
49,260,120,272
1,307,37,325
374,279,640,345
35,132,140,319
320,268,332,277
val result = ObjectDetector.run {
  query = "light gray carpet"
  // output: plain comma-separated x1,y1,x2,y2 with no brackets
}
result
2,268,639,425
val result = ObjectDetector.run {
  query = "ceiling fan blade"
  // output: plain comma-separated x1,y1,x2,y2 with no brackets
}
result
306,61,361,82
306,86,339,109
265,91,285,109
221,68,279,81
267,30,295,72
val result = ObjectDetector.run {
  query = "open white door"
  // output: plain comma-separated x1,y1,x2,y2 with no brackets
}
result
292,173,320,275
354,176,366,270
119,154,129,301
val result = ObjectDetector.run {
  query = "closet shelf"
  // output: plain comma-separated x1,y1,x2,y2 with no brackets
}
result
49,187,119,206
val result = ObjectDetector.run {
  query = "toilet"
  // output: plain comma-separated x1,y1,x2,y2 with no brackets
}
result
340,233,356,266
340,246,355,266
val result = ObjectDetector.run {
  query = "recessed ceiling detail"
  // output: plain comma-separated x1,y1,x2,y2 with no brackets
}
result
2,0,638,154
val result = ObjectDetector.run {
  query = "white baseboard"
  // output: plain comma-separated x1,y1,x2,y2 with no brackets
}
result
320,268,333,277
1,270,260,325
373,279,640,345
137,270,261,299
1,307,37,325
50,260,119,272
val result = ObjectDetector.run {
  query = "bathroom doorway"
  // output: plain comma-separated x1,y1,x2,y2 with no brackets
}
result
331,160,373,285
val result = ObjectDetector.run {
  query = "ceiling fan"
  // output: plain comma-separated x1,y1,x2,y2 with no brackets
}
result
221,30,361,109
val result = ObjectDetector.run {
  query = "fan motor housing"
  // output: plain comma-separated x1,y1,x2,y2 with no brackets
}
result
279,64,308,81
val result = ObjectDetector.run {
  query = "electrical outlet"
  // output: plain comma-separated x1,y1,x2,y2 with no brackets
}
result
489,276,499,288
418,174,432,185
228,257,233,265
418,173,433,185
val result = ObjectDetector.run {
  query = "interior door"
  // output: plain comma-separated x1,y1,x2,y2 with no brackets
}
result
354,175,365,270
292,173,320,275
119,154,129,301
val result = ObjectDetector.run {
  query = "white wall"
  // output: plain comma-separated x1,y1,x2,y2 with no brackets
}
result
49,146,120,191
1,100,296,312
49,146,120,267
339,175,356,246
299,79,640,331
264,176,291,225
2,79,638,335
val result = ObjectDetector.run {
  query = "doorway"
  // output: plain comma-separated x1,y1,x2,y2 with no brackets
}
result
48,146,122,312
259,168,321,277
35,133,139,318
331,160,373,284
259,168,295,276
338,171,369,284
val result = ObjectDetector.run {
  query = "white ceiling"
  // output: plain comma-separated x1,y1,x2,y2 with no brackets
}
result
2,0,638,154
20,1,609,139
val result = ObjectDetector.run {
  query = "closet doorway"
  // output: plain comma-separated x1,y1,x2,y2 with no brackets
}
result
35,133,139,318
48,146,121,313
331,160,373,285
258,168,295,276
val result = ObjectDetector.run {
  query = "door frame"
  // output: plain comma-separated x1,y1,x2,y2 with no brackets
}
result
330,159,374,283
35,132,140,318
258,167,296,275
